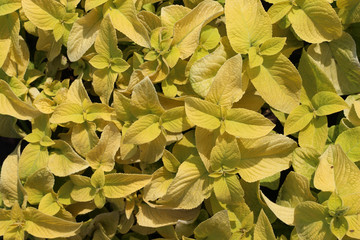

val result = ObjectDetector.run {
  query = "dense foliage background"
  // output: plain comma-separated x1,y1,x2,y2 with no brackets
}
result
1,0,360,239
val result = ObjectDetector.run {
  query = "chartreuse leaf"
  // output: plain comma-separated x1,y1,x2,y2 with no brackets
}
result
67,8,102,62
130,77,165,117
335,127,360,162
225,0,272,54
254,210,276,240
21,0,66,31
24,168,54,205
248,47,264,69
313,145,335,192
157,157,212,209
292,147,320,181
247,54,302,114
307,33,360,95
106,0,150,48
199,25,221,51
237,134,296,182
284,105,313,135
171,0,223,59
259,37,287,56
185,97,221,130
86,123,121,171
0,80,40,120
49,103,84,124
267,1,292,24
287,0,342,43
0,12,20,67
337,0,360,24
19,143,49,180
143,167,175,202
48,140,89,177
213,175,243,204
161,5,191,31
70,174,95,202
160,106,193,133
298,116,328,151
38,192,61,216
71,121,99,156
294,202,336,240
194,210,232,240
311,91,348,116
162,150,181,173
85,0,107,12
66,78,91,105
224,108,275,138
0,0,21,16
261,192,295,226
0,145,26,208
123,114,161,145
205,54,244,107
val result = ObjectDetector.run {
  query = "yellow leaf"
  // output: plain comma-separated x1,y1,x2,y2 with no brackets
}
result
0,0,21,16
161,5,191,31
24,168,54,205
161,106,193,133
92,68,118,104
71,121,99,156
185,97,221,130
313,145,336,192
172,0,223,59
123,114,161,145
19,143,49,180
225,0,272,54
254,210,277,240
50,103,84,124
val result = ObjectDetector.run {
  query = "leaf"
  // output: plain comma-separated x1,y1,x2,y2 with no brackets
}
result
307,33,360,95
337,0,360,24
209,133,240,171
123,114,161,145
162,150,181,173
0,80,40,120
158,157,212,209
86,123,120,171
172,0,223,59
48,140,89,177
131,77,165,117
143,167,175,202
24,207,82,238
261,192,295,226
19,143,49,180
161,5,191,31
213,175,244,204
24,168,54,205
298,49,336,99
0,146,26,208
103,173,151,198
254,210,276,240
85,0,107,11
294,202,336,240
185,97,221,130
205,54,244,107
267,2,292,24
70,175,95,202
189,44,228,98
225,0,272,54
237,134,296,182
0,0,21,16
345,215,360,238
311,91,348,116
248,47,264,69
67,8,101,61
284,105,313,135
66,79,91,105
49,103,84,124
107,0,150,48
248,54,302,114
260,37,287,56
335,127,360,162
71,121,99,156
287,0,342,43
224,108,275,138
194,210,232,240
330,216,348,240
21,0,66,30
292,147,320,181
160,106,193,133
136,203,200,228
313,145,336,192
38,192,61,216
85,103,114,122
298,116,328,151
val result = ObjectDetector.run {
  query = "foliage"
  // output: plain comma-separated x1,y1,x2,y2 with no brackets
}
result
0,0,360,239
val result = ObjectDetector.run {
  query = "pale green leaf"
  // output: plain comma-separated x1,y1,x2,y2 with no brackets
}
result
24,168,54,205
311,91,348,116
260,37,287,56
103,173,151,198
67,8,102,62
48,140,89,177
288,0,342,43
194,210,232,240
330,216,348,240
162,150,181,173
143,167,175,202
85,103,114,122
206,54,244,107
89,54,109,69
313,145,336,192
199,25,221,50
294,202,336,240
123,114,161,145
298,116,328,151
38,192,61,216
248,47,264,69
225,0,272,54
92,68,118,104
19,143,49,180
237,134,296,182
267,2,292,24
224,108,275,139
70,175,95,202
254,210,276,240
335,127,360,162
248,54,301,114
292,147,320,181
91,168,105,189
71,121,99,156
21,0,66,30
185,97,221,130
86,123,120,171
213,175,244,204
284,105,313,135
50,103,84,124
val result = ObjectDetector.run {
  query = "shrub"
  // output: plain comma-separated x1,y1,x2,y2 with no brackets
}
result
0,0,360,239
